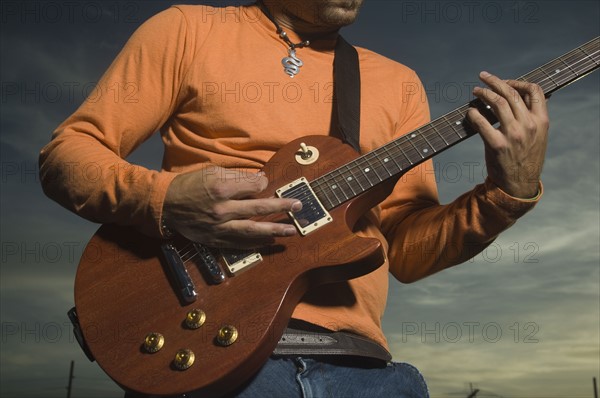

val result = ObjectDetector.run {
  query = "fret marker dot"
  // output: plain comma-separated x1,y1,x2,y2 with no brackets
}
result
411,133,416,138
364,168,370,173
455,121,462,125
332,184,337,189
555,69,561,74
423,148,429,153
347,177,353,181
486,105,491,109
384,158,389,163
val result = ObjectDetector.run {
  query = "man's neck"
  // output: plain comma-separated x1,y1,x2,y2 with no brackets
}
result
259,0,340,41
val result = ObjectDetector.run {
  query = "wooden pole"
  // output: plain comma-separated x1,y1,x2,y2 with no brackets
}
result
66,360,74,398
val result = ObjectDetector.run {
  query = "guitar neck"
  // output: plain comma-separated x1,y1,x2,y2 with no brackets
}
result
311,37,600,210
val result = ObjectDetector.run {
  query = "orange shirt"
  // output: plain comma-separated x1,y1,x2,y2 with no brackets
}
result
39,4,539,349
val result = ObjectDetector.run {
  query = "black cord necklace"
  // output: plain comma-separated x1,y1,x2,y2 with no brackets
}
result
258,1,311,77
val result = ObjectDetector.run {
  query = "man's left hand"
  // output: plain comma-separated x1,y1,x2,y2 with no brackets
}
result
467,71,549,198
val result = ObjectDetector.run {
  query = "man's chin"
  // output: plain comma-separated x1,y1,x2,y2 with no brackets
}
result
319,4,363,27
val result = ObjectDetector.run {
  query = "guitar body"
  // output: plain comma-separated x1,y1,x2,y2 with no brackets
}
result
72,37,600,397
74,136,393,396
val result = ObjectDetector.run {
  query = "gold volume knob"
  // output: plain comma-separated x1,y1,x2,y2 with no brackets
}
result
216,325,238,346
143,333,165,353
185,309,206,329
173,349,195,370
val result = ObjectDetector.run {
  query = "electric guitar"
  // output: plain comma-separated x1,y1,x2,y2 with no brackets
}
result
70,37,599,396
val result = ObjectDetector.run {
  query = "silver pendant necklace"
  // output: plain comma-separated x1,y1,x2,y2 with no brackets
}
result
278,31,310,78
259,2,311,78
282,48,303,77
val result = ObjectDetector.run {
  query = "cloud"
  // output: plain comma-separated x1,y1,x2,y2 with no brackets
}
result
1,1,598,397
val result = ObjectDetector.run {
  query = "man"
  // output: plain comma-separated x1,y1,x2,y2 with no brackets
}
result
39,0,548,397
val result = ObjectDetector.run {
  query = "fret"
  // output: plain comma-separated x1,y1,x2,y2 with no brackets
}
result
450,117,466,139
369,152,389,181
433,121,454,147
571,47,599,70
354,161,374,190
405,132,428,159
340,166,359,197
325,179,344,206
381,145,403,175
537,66,559,89
540,59,573,83
578,42,598,64
550,63,580,89
361,154,385,183
558,57,580,78
394,138,416,167
435,118,452,145
420,129,437,154
314,183,336,210
328,170,350,202
422,124,445,150
358,166,376,188
446,113,466,140
307,37,599,210
547,57,581,80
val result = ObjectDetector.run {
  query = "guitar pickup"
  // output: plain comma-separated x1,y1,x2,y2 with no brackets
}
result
276,177,332,235
160,243,197,303
220,249,262,275
191,243,225,284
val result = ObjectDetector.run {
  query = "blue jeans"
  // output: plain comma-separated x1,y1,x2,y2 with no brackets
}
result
125,356,429,398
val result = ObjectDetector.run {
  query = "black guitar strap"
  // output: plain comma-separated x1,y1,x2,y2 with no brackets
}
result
333,36,361,153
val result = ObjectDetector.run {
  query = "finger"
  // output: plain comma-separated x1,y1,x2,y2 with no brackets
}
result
506,79,548,116
467,108,505,150
474,72,523,122
212,197,302,222
204,170,269,200
216,219,297,239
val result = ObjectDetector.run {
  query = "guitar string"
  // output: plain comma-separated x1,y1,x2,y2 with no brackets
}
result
316,40,599,191
317,46,600,203
162,41,599,253
310,43,599,208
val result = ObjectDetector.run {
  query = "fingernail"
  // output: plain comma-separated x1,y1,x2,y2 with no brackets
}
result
480,71,492,78
291,201,303,212
284,226,297,236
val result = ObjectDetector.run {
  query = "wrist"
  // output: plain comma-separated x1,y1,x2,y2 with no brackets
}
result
160,216,175,239
489,178,543,202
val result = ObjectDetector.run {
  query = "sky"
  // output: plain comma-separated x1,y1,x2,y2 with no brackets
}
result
0,1,599,398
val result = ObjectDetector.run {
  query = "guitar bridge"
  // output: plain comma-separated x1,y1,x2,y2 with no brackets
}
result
276,177,332,235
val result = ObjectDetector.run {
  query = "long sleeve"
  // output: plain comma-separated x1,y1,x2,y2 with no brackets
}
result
379,74,541,283
39,7,193,237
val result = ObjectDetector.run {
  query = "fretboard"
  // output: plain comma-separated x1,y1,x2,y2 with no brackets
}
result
311,37,600,210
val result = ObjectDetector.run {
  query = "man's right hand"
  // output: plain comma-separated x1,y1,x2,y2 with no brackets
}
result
162,166,302,248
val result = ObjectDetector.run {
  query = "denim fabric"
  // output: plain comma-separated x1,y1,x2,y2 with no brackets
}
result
125,356,429,398
227,357,429,398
